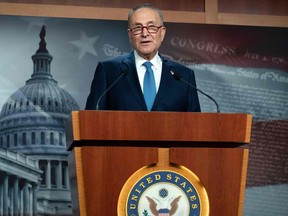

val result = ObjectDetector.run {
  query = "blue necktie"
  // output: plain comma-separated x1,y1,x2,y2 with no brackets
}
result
143,61,156,111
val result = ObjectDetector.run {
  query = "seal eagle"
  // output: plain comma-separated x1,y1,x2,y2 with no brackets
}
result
146,195,181,216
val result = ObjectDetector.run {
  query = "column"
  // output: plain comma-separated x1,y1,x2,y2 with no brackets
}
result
0,180,3,215
3,174,8,215
20,187,23,216
13,177,19,216
32,184,38,215
10,185,13,216
23,181,29,214
57,161,62,188
65,164,70,189
46,160,51,188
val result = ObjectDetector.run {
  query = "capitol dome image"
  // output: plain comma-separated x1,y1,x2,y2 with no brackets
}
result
0,26,79,215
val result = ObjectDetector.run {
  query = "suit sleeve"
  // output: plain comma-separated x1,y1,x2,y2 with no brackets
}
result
85,62,107,110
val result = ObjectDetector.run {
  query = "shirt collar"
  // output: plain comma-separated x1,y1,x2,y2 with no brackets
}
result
134,51,161,69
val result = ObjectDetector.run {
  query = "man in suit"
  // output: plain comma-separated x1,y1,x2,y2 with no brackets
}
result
85,3,201,112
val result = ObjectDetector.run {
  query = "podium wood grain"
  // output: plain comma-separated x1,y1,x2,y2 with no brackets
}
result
69,146,158,215
170,147,249,216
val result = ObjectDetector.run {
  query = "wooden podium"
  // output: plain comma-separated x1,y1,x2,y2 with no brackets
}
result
66,110,252,216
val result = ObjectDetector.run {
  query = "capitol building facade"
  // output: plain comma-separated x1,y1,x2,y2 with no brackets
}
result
0,26,79,215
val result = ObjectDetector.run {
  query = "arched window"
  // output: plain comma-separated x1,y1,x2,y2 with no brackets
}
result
62,162,67,188
41,132,45,145
14,133,18,146
0,136,3,146
22,132,27,145
37,60,39,70
50,132,54,145
51,161,57,187
31,132,36,145
39,160,46,186
48,98,52,107
59,133,63,146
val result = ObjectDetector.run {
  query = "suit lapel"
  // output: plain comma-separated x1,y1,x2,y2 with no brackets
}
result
122,52,147,110
152,58,174,110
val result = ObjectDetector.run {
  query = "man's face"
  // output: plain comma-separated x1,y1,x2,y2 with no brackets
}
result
128,8,166,60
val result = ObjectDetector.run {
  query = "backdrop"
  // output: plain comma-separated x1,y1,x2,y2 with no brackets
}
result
0,15,287,215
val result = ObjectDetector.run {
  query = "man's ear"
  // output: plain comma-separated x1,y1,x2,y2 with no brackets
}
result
160,27,166,41
127,30,133,43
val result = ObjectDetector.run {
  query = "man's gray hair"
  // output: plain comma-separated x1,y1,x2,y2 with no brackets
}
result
128,3,164,28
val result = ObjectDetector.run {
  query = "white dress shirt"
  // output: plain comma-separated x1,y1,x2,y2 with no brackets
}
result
134,51,162,93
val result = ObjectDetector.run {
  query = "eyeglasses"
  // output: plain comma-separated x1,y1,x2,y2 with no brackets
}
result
129,25,163,35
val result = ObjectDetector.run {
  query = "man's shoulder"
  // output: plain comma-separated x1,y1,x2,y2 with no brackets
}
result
102,52,134,64
161,55,191,71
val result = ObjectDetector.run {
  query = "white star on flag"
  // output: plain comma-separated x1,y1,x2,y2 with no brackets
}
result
70,31,99,59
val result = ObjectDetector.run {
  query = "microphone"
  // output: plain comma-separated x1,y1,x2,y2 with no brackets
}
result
170,71,220,113
96,70,128,110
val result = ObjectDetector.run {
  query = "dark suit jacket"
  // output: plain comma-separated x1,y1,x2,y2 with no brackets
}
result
85,52,201,112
